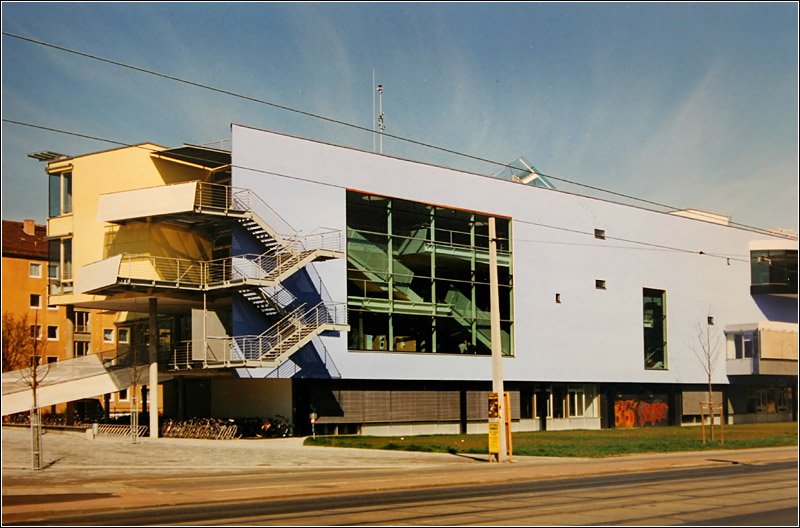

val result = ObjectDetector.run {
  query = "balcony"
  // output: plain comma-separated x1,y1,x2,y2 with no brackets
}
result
749,242,797,298
726,322,798,377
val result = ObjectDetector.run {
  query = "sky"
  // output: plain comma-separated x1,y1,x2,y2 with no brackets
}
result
2,2,798,233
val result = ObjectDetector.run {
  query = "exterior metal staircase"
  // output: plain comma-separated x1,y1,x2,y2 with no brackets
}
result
238,284,297,318
170,301,348,370
86,180,347,374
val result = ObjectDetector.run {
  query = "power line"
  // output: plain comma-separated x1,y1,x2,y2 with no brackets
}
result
3,118,773,263
3,31,792,238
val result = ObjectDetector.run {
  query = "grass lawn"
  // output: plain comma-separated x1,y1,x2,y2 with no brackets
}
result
304,422,798,458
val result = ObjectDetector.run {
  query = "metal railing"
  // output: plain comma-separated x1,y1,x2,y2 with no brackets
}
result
200,301,346,367
197,182,343,253
113,246,334,290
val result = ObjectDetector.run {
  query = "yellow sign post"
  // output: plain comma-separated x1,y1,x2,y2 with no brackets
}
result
488,392,512,462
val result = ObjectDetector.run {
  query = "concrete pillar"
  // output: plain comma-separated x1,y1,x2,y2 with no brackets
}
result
148,298,159,438
64,306,76,425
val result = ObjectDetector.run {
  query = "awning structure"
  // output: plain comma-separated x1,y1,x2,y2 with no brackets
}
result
151,144,231,170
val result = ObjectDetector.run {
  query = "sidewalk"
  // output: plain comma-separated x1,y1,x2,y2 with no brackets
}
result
2,426,797,523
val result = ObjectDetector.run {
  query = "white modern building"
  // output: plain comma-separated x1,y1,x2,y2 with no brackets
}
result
4,123,797,436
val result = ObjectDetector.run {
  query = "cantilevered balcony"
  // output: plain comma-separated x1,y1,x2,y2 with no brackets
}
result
97,181,324,251
749,241,797,298
726,322,798,377
77,234,342,295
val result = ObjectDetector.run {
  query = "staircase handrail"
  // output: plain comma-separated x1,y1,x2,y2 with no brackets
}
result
113,248,327,288
228,186,298,238
206,301,345,366
285,228,343,254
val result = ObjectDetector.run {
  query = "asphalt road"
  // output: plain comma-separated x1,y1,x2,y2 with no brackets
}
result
5,460,797,526
3,427,798,525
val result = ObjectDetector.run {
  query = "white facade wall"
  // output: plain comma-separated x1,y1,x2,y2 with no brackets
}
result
231,124,781,387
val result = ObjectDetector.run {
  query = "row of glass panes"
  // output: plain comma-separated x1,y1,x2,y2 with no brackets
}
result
347,226,513,254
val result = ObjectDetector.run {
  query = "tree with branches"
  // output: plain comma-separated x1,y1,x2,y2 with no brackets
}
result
2,309,51,468
690,314,724,442
2,312,34,372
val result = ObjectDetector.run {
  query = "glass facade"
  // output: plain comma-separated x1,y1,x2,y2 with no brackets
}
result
750,249,798,295
643,288,667,369
346,190,513,356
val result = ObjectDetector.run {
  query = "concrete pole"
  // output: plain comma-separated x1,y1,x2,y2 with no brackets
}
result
148,297,159,438
489,217,507,462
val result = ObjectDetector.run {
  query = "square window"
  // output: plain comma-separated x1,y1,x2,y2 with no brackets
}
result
29,325,42,340
103,328,115,343
594,229,606,240
29,293,42,308
29,263,42,278
47,325,58,341
118,389,129,401
707,316,715,326
595,279,606,290
117,328,130,344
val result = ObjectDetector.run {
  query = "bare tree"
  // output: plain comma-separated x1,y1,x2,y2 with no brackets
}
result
3,310,51,469
2,312,34,372
690,315,723,442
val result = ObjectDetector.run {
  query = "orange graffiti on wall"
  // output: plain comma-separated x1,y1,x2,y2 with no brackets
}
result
638,401,669,427
614,399,638,428
614,399,669,428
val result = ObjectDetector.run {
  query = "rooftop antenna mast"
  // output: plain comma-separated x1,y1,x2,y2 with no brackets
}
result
377,83,385,154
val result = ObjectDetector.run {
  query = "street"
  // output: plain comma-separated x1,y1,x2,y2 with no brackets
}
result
4,460,797,525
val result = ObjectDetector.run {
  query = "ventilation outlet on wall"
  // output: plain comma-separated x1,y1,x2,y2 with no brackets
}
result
594,229,606,240
595,279,606,290
707,316,715,325
555,293,561,303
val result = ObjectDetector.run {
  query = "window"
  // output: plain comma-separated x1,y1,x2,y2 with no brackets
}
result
346,191,514,356
47,325,59,341
118,328,130,344
29,325,42,340
731,331,759,359
568,386,585,417
48,237,73,295
594,229,606,240
29,293,42,309
29,263,42,278
75,311,90,333
47,356,59,364
74,341,89,357
643,288,667,369
103,328,115,343
118,389,129,402
595,279,606,290
750,249,798,295
48,171,72,217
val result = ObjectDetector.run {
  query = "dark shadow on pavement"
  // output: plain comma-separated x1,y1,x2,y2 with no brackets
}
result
2,493,116,505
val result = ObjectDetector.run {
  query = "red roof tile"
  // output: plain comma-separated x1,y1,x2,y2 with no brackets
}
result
2,220,48,260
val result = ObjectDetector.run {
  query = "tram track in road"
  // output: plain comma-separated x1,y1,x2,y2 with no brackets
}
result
5,460,797,526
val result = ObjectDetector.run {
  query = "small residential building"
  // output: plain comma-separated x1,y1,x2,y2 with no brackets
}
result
1,219,125,419
3,124,797,435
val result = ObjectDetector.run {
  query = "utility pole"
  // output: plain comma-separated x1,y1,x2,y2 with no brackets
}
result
489,217,507,462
